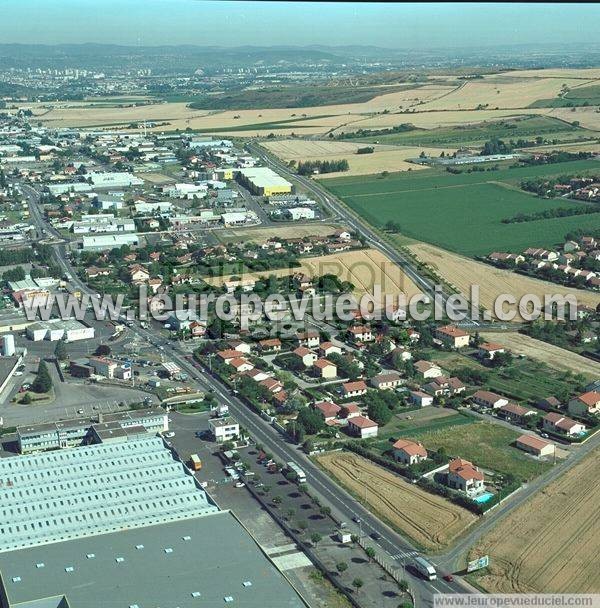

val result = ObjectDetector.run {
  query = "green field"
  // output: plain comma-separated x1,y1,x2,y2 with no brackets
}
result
322,158,600,256
339,116,595,147
405,421,551,481
530,84,600,108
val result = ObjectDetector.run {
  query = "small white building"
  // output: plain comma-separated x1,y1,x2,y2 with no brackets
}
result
347,415,378,439
209,417,240,443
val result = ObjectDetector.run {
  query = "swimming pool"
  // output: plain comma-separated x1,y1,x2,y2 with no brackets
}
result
473,492,494,504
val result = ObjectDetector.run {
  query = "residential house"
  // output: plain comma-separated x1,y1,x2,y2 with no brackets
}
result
259,377,284,394
347,415,379,439
516,434,555,457
319,342,342,357
228,339,252,354
243,368,270,383
258,338,282,352
568,391,600,417
498,402,536,424
314,358,337,379
292,346,318,368
477,342,505,360
314,401,341,422
447,458,485,494
393,439,427,465
229,358,254,373
409,390,434,407
296,330,320,349
472,390,509,409
370,372,402,390
217,349,245,365
339,403,361,419
341,380,368,398
414,360,443,379
537,396,563,411
435,325,470,349
129,264,150,284
86,266,110,279
348,325,374,343
542,413,587,436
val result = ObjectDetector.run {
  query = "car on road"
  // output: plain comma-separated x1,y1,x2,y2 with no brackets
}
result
77,409,84,414
443,574,454,582
370,532,381,541
14,371,23,376
352,516,361,524
164,432,175,438
235,482,245,488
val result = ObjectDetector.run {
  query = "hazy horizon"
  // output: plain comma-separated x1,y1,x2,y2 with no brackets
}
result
1,1,599,49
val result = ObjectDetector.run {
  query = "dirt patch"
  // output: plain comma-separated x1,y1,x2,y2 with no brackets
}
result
470,446,600,593
219,224,339,243
482,331,600,378
316,452,477,550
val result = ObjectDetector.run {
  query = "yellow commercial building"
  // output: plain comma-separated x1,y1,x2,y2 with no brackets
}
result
237,167,293,197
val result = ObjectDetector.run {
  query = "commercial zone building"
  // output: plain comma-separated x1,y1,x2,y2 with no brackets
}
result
237,167,293,197
26,319,95,343
0,436,306,608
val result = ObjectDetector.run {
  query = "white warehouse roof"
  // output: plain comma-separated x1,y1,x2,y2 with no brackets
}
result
238,167,292,189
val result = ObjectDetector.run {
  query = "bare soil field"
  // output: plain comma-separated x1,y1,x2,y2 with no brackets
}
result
469,446,600,593
263,140,456,177
481,331,600,377
218,224,339,243
316,452,476,550
135,172,176,185
204,247,422,302
408,242,600,318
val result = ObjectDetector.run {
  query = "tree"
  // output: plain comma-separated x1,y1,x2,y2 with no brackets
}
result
352,578,364,592
350,534,359,544
21,392,32,404
336,562,348,574
319,505,331,517
365,547,376,562
272,495,282,506
32,360,53,393
95,344,111,356
54,339,68,361
310,533,322,546
296,406,325,435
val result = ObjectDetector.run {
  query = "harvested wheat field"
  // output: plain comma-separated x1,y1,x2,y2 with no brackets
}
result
264,140,456,177
482,331,600,378
205,248,422,302
317,452,476,550
418,76,589,111
409,242,600,320
548,106,600,131
469,446,600,593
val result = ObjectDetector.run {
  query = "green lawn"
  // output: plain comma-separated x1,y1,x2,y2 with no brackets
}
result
322,158,600,256
404,421,551,481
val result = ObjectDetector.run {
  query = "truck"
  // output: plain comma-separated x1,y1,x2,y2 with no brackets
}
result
190,454,202,471
286,461,307,484
413,557,437,581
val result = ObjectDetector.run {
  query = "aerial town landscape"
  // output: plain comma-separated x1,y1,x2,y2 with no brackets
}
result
1,2,600,607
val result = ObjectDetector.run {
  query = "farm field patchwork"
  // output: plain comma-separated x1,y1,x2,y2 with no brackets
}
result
407,242,600,317
469,446,600,593
402,420,551,481
316,452,477,550
322,159,600,257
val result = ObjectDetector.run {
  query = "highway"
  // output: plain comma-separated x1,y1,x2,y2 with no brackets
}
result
21,182,470,604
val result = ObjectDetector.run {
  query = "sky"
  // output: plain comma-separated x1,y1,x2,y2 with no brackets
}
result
0,1,598,48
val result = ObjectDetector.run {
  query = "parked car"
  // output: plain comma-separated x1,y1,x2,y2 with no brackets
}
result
443,574,454,582
235,482,245,488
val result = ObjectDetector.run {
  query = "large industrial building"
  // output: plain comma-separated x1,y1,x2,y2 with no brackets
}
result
81,233,139,251
87,171,144,189
0,437,307,608
237,167,293,197
26,319,95,343
17,408,168,453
